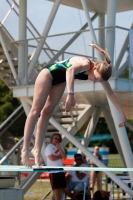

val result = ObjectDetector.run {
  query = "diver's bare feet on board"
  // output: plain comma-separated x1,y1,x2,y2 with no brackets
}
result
21,149,31,168
31,148,42,168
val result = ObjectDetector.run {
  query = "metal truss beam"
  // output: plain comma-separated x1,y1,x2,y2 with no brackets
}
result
61,105,95,147
79,106,102,149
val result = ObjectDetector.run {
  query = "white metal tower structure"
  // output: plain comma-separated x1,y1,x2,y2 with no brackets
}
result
0,0,133,198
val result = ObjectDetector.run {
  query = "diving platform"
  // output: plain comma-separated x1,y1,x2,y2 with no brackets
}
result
49,0,133,13
12,78,133,119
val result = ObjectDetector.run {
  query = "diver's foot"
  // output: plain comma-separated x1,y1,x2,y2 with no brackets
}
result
31,148,42,168
21,149,31,168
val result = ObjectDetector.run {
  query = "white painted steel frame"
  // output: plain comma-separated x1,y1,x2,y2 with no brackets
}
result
114,24,133,72
46,13,98,65
28,0,62,80
1,2,15,25
81,0,98,46
81,0,103,60
106,0,117,66
61,105,95,147
98,13,105,49
1,0,133,197
0,28,19,85
18,0,27,85
80,106,102,148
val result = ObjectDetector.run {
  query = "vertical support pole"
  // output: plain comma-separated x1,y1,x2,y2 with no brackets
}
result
28,0,62,79
18,0,27,85
20,98,31,116
24,40,28,85
106,0,117,67
98,13,105,49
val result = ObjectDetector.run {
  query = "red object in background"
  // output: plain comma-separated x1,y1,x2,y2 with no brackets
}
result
62,158,74,166
22,158,49,179
22,158,74,179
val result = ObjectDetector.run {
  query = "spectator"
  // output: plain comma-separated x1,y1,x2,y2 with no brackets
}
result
45,133,66,200
3,138,15,150
64,153,89,200
90,146,103,198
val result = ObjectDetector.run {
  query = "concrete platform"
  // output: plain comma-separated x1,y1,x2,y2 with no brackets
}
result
12,78,133,119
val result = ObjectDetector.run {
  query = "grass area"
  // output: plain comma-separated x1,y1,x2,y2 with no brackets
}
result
108,154,124,168
24,178,109,200
24,179,52,200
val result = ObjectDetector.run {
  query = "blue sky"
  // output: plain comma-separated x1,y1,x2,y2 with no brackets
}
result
0,0,133,39
0,0,133,64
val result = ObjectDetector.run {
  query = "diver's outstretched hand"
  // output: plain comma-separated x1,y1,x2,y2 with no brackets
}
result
65,95,76,112
118,116,127,127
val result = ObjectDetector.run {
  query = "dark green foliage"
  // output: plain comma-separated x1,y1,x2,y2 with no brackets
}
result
8,112,26,137
120,67,129,79
0,79,20,124
94,117,110,135
125,120,133,150
0,79,26,139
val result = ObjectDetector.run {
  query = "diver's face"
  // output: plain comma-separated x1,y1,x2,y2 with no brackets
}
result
88,66,104,83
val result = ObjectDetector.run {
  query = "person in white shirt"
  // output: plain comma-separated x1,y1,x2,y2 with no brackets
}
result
45,133,66,200
64,153,89,200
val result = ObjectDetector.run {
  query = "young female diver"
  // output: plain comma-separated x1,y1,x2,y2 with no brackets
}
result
21,44,126,167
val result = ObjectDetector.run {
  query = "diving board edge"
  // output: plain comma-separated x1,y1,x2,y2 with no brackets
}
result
0,165,133,172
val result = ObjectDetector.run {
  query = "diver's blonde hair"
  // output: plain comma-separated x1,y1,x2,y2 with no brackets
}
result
89,44,112,81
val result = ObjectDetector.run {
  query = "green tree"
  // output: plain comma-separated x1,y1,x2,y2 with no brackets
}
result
0,79,20,124
0,79,26,138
